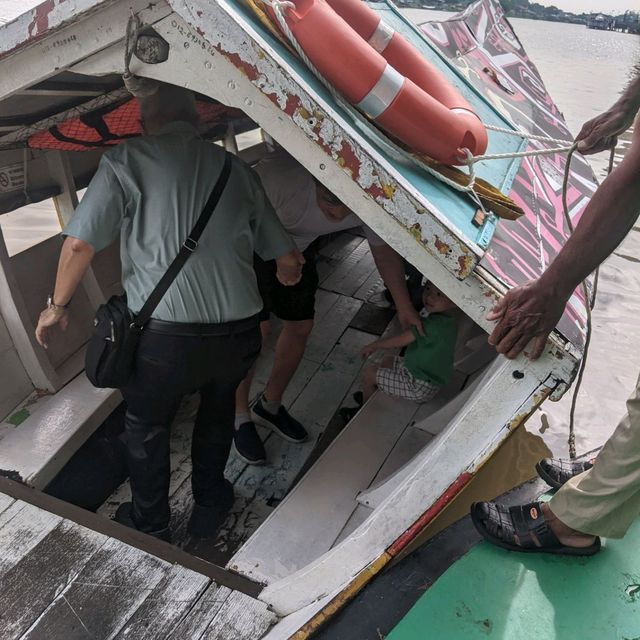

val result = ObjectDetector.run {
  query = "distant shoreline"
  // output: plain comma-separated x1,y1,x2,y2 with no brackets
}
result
401,2,640,32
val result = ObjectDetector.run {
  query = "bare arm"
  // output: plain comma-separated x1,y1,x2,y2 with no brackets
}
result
361,328,416,359
576,69,640,154
275,249,305,286
488,123,640,359
369,242,424,335
35,236,95,348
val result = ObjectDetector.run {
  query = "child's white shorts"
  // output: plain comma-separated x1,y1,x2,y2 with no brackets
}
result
376,356,441,402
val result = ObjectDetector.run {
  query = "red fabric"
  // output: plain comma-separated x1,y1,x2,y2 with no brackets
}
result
28,98,243,151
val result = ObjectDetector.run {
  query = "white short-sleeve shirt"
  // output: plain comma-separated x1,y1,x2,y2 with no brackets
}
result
254,152,385,251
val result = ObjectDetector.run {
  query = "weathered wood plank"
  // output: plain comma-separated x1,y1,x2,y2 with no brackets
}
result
294,328,375,431
321,240,376,297
0,502,62,576
0,492,15,516
20,537,170,640
0,520,107,640
113,564,211,640
0,374,121,489
201,590,276,640
304,295,363,364
313,288,340,320
167,584,233,640
352,267,386,303
315,234,365,283
317,232,364,260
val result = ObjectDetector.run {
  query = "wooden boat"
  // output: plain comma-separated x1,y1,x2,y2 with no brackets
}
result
0,0,598,637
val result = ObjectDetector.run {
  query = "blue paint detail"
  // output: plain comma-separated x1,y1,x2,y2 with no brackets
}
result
230,0,524,250
477,213,498,250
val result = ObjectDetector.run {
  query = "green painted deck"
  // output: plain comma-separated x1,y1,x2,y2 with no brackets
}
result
388,517,640,640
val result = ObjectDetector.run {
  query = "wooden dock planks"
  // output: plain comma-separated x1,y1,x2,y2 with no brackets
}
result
0,481,272,640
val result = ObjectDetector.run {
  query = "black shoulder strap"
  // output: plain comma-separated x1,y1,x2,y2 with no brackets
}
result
134,152,233,328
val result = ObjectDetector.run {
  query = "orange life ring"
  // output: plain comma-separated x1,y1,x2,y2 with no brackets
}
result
267,0,487,165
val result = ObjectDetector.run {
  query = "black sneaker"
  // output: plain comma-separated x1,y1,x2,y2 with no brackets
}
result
188,480,235,538
233,421,267,465
114,502,171,543
252,396,308,443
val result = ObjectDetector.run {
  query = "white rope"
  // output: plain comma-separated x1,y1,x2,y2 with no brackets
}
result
468,143,577,164
484,123,572,146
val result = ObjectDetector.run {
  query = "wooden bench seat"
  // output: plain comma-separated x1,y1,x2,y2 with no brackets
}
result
0,374,121,488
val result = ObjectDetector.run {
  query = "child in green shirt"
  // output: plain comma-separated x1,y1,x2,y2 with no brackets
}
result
360,283,459,403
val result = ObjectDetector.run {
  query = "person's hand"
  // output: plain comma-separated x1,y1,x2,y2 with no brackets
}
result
276,249,305,286
397,304,424,336
35,307,70,349
575,106,636,155
486,279,570,360
361,343,379,359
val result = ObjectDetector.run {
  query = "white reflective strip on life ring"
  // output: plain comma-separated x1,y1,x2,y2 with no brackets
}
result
368,19,394,53
356,64,404,119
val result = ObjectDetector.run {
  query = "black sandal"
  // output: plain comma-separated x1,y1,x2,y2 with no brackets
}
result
470,501,601,556
535,458,594,489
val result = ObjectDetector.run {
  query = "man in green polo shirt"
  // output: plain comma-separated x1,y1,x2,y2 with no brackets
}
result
35,81,302,541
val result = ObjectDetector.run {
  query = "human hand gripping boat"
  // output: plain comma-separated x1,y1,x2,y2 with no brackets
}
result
0,0,598,638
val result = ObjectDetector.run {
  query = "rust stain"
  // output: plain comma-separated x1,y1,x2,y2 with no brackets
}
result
408,223,422,242
296,106,312,121
216,47,260,82
457,252,474,278
434,236,451,255
381,182,395,199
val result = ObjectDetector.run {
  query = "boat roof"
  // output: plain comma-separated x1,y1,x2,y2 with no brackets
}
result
415,1,597,348
0,0,595,353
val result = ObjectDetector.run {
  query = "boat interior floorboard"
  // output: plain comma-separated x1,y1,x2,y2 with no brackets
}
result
96,229,491,569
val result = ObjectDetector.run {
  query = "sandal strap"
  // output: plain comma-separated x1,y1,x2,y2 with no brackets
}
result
509,502,561,548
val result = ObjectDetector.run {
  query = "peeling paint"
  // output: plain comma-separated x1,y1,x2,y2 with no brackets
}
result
0,469,24,483
507,387,553,431
167,0,480,278
28,0,58,39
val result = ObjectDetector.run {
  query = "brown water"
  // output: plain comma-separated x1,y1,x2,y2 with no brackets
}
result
2,7,640,460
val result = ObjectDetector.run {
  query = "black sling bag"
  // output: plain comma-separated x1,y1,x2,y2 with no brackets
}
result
85,153,232,389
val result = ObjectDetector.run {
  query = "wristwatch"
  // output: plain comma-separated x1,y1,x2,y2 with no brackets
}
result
46,293,71,311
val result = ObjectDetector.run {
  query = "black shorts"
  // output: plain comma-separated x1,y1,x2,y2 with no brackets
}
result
254,247,319,322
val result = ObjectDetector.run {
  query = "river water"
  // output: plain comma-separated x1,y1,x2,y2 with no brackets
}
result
1,6,640,458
